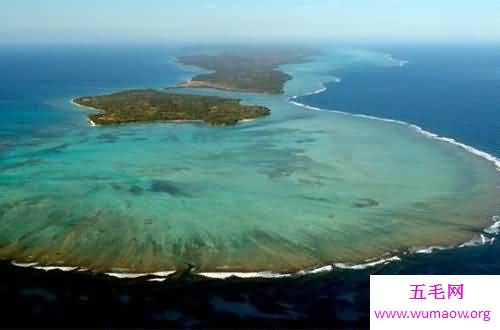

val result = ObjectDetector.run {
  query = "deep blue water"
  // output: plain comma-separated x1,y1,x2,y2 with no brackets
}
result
0,45,185,100
300,45,500,157
0,45,188,143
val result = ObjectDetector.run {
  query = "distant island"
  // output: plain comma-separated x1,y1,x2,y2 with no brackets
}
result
72,89,270,126
177,48,316,94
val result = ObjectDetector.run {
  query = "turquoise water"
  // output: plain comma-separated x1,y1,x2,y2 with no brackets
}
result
0,47,499,273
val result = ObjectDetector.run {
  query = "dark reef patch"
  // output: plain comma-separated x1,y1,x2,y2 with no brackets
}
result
352,198,379,208
47,210,68,222
412,201,431,209
161,134,180,143
242,127,302,138
298,178,325,186
150,180,191,197
129,185,144,195
265,168,292,179
110,183,144,195
295,138,316,144
96,133,119,144
2,159,46,171
0,143,11,153
252,147,312,179
43,143,72,154
110,182,123,191
300,196,333,203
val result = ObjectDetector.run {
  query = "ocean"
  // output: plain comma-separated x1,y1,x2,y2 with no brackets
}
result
0,44,499,328
299,44,500,157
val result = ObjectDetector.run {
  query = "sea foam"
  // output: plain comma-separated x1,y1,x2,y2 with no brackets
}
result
105,270,176,279
198,271,291,279
334,256,401,270
484,216,500,235
288,95,500,173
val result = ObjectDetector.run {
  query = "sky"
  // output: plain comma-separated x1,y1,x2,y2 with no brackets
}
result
1,0,500,44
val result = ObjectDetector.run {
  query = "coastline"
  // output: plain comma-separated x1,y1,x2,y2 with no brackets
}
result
33,52,498,280
70,96,264,126
6,215,499,280
177,80,244,93
175,80,281,95
70,98,99,127
287,86,500,173
70,98,101,112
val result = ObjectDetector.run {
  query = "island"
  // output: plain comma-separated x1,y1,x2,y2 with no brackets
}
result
177,48,316,94
72,89,270,126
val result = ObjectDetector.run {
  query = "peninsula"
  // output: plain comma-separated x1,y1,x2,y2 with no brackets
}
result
73,89,270,126
177,48,315,94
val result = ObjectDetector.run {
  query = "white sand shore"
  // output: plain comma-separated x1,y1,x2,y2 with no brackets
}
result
70,98,101,127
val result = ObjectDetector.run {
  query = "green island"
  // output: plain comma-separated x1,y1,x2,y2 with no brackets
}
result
177,48,315,94
73,89,270,126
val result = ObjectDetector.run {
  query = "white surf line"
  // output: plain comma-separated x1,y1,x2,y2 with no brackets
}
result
11,261,79,272
484,216,500,235
198,271,292,280
296,265,334,275
105,270,177,279
413,246,450,254
296,76,341,98
383,53,409,67
239,118,257,123
304,84,327,96
200,256,399,278
105,273,152,279
334,256,402,270
34,266,78,272
70,99,100,112
70,98,101,127
459,233,496,248
288,92,500,173
199,265,335,279
11,261,39,268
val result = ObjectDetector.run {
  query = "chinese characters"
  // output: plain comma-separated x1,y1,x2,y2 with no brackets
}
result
410,283,464,300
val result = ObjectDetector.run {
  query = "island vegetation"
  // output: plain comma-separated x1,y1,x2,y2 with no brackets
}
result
177,48,316,94
73,89,270,126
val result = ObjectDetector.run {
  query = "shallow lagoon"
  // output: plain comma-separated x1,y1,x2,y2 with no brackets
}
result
0,47,498,273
